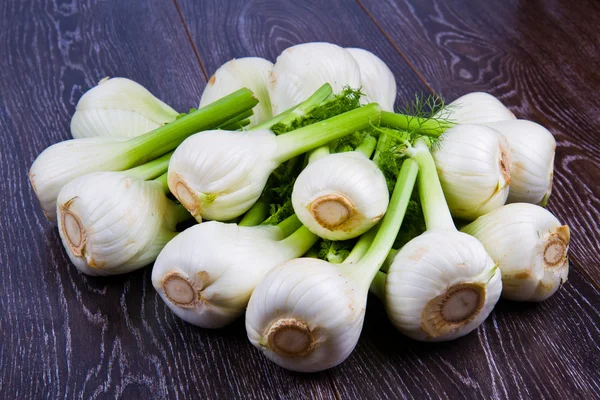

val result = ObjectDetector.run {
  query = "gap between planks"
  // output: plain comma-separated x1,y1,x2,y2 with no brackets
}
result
173,0,210,81
355,0,437,95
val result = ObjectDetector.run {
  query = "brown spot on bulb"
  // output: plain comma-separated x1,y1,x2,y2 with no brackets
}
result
499,139,512,186
515,271,531,279
208,74,216,85
408,247,429,262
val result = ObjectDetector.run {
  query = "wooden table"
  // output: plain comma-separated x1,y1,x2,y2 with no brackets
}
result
1,0,599,398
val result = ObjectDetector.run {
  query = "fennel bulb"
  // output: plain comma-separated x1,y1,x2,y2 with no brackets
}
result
292,148,389,240
167,104,381,222
435,92,516,125
484,120,555,205
433,124,511,220
462,203,569,301
71,77,179,139
379,139,502,342
56,169,187,276
246,156,419,372
345,48,396,112
200,57,273,126
152,217,317,328
30,89,258,222
268,42,361,115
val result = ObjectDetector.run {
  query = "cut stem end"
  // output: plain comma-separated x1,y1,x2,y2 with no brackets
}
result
421,282,486,338
266,318,316,357
169,173,202,222
309,194,356,230
162,272,198,308
59,201,87,258
544,225,570,267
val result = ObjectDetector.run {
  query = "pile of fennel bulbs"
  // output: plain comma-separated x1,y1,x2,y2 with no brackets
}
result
28,42,572,374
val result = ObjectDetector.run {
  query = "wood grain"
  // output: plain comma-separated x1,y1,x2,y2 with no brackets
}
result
1,0,599,398
359,0,600,282
0,0,208,398
176,0,428,106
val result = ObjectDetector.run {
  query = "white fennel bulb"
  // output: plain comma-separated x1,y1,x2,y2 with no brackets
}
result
345,48,396,112
268,42,361,115
30,137,131,222
385,232,501,341
56,170,186,276
292,151,389,240
168,129,278,222
246,257,366,372
484,120,556,205
380,139,502,342
462,203,569,302
200,57,273,126
435,92,516,125
433,124,511,220
71,77,179,139
29,89,258,222
167,104,381,222
246,155,419,372
152,218,317,328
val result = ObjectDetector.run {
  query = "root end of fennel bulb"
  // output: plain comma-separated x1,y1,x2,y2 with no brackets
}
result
265,318,319,357
161,272,200,308
544,225,570,267
60,202,87,257
385,230,502,342
292,151,389,240
168,172,206,222
461,203,570,302
421,281,487,338
309,194,358,229
56,172,180,276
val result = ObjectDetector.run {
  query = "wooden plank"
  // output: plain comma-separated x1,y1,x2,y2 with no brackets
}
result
176,0,428,105
0,0,210,398
358,0,600,282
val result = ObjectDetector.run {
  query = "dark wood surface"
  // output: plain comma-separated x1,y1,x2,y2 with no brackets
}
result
0,0,598,398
